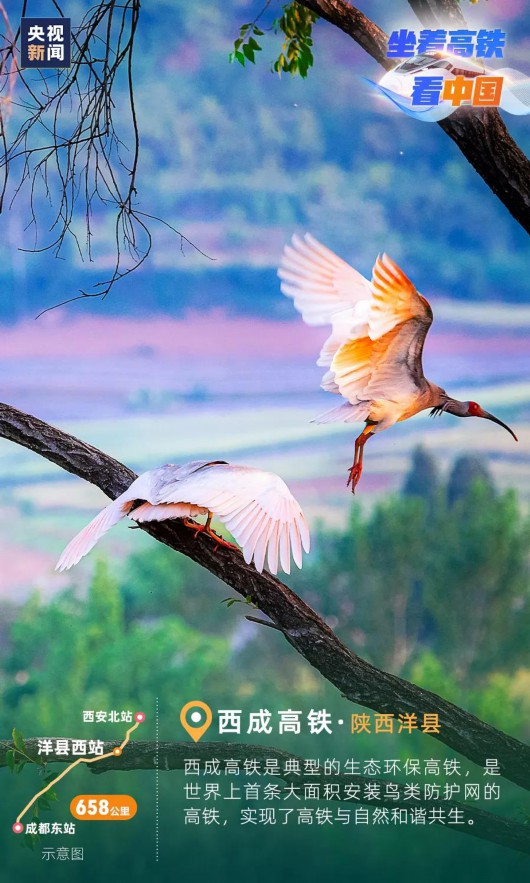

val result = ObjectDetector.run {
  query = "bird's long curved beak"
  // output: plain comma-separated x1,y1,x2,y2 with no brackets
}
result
479,409,518,442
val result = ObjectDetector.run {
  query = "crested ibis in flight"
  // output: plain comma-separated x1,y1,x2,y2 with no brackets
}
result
279,234,517,493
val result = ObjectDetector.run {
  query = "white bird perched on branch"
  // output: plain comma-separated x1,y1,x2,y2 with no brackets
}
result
56,460,310,575
279,233,517,493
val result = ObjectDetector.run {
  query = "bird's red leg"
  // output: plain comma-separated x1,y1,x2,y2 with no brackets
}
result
182,517,205,539
203,512,238,551
347,427,374,494
183,513,237,551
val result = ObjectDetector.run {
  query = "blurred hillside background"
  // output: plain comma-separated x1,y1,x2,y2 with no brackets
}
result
2,0,530,315
0,1,530,879
0,0,529,594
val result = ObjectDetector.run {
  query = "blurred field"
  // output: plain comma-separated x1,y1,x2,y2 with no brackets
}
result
0,305,529,595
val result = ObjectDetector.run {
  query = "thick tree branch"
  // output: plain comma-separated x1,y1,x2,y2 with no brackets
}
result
1,739,529,855
299,0,392,69
1,401,530,793
408,0,467,27
298,0,530,234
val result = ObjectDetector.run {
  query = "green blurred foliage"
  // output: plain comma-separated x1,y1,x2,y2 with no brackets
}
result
230,3,317,77
289,449,530,689
1,560,230,735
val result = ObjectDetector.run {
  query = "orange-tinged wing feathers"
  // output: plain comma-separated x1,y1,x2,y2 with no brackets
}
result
369,253,432,340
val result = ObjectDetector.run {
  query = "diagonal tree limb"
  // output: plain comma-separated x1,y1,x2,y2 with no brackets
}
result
408,0,467,27
297,0,530,234
1,738,529,855
1,400,530,792
296,0,392,68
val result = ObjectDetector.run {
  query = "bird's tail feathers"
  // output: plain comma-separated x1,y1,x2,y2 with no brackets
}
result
312,401,371,425
56,498,134,572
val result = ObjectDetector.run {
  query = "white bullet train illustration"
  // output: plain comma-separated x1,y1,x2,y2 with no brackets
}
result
369,50,530,121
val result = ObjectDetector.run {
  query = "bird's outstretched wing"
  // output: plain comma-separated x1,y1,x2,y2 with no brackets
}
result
55,470,156,572
156,463,310,574
278,233,371,398
279,233,371,326
369,253,432,341
55,462,223,571
279,236,434,419
331,254,433,404
56,462,309,575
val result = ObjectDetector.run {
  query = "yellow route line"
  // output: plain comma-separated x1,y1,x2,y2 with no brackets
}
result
16,719,141,825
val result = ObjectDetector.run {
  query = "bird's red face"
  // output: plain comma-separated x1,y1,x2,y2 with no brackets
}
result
467,401,518,441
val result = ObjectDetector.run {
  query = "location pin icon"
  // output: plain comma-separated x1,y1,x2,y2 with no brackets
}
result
180,701,213,742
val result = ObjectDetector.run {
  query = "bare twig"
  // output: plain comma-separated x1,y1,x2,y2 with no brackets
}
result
0,1,204,308
245,614,286,631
